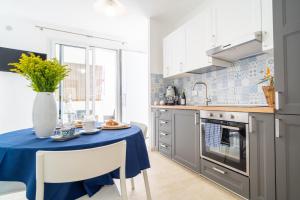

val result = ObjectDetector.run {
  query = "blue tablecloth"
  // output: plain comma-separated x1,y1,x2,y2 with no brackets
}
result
0,126,150,200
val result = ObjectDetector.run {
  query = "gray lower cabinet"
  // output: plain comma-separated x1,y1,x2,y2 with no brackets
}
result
249,113,276,200
156,108,173,159
201,159,250,198
273,0,300,115
172,110,200,172
275,114,300,200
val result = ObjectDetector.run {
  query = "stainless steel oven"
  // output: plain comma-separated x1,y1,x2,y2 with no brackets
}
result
200,110,249,176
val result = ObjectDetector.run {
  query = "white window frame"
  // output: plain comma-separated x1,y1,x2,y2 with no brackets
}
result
51,41,122,121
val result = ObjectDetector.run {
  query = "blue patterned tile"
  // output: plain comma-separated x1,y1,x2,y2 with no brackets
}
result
151,54,273,105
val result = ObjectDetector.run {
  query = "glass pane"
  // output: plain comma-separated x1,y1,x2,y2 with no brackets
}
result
93,48,117,122
62,46,86,121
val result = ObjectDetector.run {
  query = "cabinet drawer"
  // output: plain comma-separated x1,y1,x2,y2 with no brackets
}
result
158,109,172,120
201,159,249,198
158,119,171,132
159,142,171,158
158,131,171,145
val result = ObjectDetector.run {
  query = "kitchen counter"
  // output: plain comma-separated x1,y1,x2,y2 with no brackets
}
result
151,105,275,113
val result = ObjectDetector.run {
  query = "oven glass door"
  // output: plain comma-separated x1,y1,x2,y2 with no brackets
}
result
201,118,247,174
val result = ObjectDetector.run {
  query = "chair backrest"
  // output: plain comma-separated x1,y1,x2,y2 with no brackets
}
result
130,122,148,139
36,141,127,200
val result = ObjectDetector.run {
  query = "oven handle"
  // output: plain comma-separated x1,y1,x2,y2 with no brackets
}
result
212,167,227,175
221,125,240,131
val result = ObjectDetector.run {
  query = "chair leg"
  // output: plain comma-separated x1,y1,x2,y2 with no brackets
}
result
131,178,135,190
142,170,152,200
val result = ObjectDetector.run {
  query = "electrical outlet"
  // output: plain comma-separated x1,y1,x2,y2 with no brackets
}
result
192,90,198,96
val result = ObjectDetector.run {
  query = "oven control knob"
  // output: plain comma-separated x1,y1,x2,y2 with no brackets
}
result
230,115,235,119
219,114,223,118
210,113,214,117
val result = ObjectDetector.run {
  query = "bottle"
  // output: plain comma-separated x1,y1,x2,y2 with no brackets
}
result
180,91,186,105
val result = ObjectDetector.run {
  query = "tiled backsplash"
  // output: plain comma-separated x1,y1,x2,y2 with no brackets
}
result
151,54,274,106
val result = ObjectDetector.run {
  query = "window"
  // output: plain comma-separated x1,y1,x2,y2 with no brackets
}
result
55,44,118,122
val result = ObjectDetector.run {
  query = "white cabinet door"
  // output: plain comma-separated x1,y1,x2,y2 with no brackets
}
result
163,36,172,78
163,27,186,78
261,0,273,52
185,7,213,72
214,0,261,46
171,26,186,74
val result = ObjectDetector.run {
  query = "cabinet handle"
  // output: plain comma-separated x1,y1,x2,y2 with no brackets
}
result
195,113,199,125
160,144,168,148
160,121,168,124
160,132,169,136
249,116,255,133
275,91,282,111
223,44,231,48
212,167,226,175
275,118,282,138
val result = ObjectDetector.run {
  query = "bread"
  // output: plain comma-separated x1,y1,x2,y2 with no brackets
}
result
74,120,83,128
105,119,119,126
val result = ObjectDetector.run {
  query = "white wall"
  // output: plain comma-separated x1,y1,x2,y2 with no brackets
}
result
0,15,148,133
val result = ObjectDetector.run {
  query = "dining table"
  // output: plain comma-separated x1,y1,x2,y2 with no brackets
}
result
0,125,150,200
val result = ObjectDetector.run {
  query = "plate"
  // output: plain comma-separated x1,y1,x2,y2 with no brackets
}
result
79,128,102,135
51,132,81,142
101,124,131,130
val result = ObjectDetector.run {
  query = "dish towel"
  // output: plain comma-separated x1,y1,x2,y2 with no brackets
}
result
204,123,222,147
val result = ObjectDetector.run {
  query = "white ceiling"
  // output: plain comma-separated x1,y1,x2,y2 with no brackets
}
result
121,0,204,20
0,0,204,46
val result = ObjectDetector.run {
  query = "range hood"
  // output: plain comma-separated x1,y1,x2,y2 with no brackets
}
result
206,31,264,62
187,57,232,74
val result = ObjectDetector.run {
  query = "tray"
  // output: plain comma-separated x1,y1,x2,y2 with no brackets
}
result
101,124,131,130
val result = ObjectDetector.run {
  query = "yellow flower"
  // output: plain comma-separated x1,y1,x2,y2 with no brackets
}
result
265,67,271,78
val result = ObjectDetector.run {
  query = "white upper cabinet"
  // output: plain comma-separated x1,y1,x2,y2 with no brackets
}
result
213,0,261,46
163,36,172,78
185,7,214,72
171,26,186,75
162,0,273,78
163,26,186,78
261,0,274,52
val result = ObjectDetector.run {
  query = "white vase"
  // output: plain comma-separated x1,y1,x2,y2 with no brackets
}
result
32,92,57,138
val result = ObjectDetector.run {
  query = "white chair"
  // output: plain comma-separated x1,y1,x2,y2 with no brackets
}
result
36,141,128,200
129,122,152,200
130,122,148,139
0,182,26,199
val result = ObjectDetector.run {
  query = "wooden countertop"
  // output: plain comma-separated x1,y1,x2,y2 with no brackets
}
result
151,105,275,113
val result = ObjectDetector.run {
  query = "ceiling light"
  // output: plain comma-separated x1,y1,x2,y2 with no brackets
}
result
93,0,126,17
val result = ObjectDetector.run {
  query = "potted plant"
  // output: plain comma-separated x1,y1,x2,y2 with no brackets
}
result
9,53,70,138
258,66,275,107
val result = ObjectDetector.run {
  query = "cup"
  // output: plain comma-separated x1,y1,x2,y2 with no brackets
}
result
60,127,75,137
82,120,96,132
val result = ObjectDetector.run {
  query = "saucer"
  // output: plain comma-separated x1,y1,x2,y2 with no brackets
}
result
79,128,101,135
51,132,81,142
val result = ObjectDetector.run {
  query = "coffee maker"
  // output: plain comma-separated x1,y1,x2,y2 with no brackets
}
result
165,85,178,105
